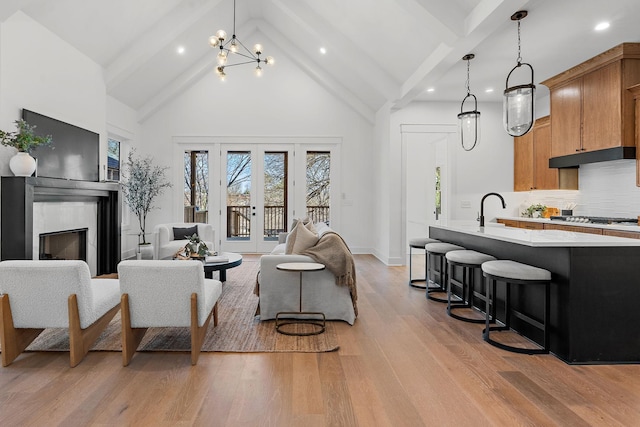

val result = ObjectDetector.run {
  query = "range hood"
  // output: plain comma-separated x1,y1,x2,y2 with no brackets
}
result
549,146,636,168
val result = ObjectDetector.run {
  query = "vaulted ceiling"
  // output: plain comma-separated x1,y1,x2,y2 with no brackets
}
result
3,0,640,123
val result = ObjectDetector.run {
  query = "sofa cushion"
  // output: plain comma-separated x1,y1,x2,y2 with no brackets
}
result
285,220,319,254
173,225,198,240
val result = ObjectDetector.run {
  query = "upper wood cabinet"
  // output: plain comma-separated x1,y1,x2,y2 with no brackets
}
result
542,43,640,156
629,83,640,186
514,116,577,191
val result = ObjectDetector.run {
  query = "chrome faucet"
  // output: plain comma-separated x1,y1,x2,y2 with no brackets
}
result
480,192,506,227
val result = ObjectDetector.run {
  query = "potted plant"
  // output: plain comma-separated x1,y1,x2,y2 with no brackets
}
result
120,149,172,248
185,234,210,258
0,119,52,176
523,203,547,218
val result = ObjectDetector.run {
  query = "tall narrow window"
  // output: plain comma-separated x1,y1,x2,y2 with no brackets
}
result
306,151,330,224
435,166,441,220
263,152,287,240
107,138,120,181
226,151,251,239
184,151,209,223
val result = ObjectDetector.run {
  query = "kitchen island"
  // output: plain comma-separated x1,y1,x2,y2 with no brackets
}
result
429,224,640,364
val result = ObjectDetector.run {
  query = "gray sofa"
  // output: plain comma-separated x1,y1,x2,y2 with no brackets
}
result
257,223,356,325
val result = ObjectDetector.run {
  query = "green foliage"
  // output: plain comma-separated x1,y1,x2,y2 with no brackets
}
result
0,119,52,152
120,149,172,243
185,234,209,257
523,203,547,217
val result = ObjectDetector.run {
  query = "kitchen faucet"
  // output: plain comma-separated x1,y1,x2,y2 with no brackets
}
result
480,192,506,227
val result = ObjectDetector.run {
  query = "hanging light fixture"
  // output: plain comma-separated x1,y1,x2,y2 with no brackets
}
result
503,10,535,137
458,54,480,151
208,0,274,81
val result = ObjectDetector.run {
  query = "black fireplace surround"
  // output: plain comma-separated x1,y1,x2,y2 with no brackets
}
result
1,177,120,275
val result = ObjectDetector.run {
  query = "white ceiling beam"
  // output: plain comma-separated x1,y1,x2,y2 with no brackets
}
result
269,0,399,102
106,0,224,91
138,20,375,124
402,0,465,37
257,21,375,124
0,0,35,22
393,0,528,108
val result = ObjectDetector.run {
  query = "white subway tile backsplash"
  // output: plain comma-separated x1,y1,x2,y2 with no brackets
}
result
576,160,640,218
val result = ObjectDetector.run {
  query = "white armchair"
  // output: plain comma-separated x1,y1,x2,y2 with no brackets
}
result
154,223,215,260
117,260,222,365
0,260,120,367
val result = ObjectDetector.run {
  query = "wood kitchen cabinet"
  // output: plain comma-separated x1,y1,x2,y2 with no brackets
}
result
514,116,577,191
629,83,640,186
543,43,640,157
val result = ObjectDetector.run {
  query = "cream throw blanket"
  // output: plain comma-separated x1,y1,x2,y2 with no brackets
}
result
301,231,358,316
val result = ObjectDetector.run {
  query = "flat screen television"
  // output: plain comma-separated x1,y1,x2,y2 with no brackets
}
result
22,109,100,182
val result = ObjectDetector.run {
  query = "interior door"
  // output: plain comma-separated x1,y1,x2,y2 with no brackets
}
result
220,145,292,253
404,132,450,249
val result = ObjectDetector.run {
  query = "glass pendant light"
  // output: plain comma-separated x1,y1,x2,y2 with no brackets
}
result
503,10,535,137
458,54,480,151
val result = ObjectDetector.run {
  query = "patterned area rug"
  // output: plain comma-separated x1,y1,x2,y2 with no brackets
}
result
15,257,340,353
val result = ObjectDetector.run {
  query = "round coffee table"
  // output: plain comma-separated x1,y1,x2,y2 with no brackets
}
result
203,252,242,281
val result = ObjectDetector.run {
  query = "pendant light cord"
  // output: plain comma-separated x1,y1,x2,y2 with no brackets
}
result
465,58,471,96
233,0,237,36
517,20,522,64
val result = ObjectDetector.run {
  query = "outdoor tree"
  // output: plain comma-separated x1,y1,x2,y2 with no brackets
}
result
121,150,172,244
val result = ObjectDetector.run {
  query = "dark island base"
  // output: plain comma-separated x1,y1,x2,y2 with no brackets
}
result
430,226,640,364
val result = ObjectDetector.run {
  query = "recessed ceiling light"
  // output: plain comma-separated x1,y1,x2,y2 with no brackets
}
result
485,88,494,93
177,46,186,55
595,22,610,31
426,87,435,93
319,47,327,55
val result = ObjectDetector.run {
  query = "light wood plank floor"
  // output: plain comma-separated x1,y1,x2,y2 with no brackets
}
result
2,254,640,426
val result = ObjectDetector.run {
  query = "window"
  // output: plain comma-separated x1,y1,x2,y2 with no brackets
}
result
184,151,209,223
306,151,330,224
107,138,120,181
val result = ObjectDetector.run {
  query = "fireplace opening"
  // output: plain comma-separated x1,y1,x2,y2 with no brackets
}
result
39,228,88,261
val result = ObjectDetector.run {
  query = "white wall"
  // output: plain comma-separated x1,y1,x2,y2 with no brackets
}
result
378,101,514,263
137,33,375,253
0,11,107,175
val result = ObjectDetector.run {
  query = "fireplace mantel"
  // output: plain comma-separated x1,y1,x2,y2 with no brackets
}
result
1,177,120,274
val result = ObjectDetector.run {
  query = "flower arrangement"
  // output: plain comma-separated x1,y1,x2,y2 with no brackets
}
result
523,203,547,218
120,149,172,244
0,119,52,152
185,234,211,258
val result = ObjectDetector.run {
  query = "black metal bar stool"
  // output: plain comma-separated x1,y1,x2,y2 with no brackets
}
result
408,237,440,289
481,260,551,354
445,250,496,323
424,242,464,303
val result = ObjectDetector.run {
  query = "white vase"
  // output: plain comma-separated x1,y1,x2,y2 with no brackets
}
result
9,152,36,177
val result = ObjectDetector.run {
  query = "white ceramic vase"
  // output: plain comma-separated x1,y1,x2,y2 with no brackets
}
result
9,152,36,177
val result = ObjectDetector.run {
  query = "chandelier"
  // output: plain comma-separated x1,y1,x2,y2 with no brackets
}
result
208,0,274,81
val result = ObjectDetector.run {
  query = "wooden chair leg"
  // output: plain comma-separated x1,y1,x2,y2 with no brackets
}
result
0,294,43,367
68,294,120,368
190,293,216,365
121,294,148,367
213,301,219,327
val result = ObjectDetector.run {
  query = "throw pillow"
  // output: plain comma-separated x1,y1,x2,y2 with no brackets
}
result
173,225,198,240
304,220,317,235
292,220,319,254
284,222,300,254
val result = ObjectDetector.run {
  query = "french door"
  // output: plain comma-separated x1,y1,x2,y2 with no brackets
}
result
220,145,293,253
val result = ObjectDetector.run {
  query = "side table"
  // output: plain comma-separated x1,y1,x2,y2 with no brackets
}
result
275,262,326,336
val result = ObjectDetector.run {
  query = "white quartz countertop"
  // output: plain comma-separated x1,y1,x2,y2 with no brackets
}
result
497,216,640,232
431,224,640,247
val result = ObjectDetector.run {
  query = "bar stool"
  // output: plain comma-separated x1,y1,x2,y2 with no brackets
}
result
408,237,440,289
481,260,551,354
424,242,464,303
445,250,496,323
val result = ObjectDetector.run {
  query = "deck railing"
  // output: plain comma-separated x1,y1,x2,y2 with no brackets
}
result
225,205,329,238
